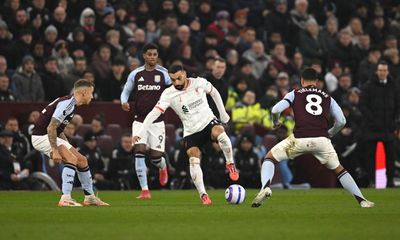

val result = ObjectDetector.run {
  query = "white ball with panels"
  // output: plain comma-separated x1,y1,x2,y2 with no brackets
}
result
225,184,246,204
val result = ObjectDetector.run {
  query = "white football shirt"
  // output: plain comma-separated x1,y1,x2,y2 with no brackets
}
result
155,77,216,137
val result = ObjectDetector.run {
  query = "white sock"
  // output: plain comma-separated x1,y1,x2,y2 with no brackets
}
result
77,166,94,195
62,164,76,195
217,132,234,164
189,157,206,196
338,170,366,203
135,153,148,190
151,156,166,169
261,159,275,189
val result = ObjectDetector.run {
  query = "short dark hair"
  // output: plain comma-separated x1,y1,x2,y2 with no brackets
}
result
74,79,95,89
44,56,57,64
168,64,185,74
377,60,388,66
301,68,318,81
143,43,158,53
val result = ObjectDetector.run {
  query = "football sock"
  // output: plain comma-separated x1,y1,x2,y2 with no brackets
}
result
189,157,206,196
135,153,148,190
261,159,275,189
217,132,234,164
338,169,366,203
62,163,76,195
151,156,166,169
77,165,94,195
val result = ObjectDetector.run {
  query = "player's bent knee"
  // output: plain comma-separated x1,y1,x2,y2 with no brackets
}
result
211,125,224,137
265,151,279,164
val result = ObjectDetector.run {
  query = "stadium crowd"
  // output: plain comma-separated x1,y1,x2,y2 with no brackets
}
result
1,0,400,190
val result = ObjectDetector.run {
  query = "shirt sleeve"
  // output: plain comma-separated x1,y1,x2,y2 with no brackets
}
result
197,77,213,93
120,70,137,103
271,90,295,114
52,100,70,122
328,97,346,137
162,69,172,85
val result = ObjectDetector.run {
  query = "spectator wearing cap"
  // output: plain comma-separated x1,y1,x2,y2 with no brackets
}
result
324,61,343,93
234,133,260,188
357,47,381,87
242,40,270,80
104,58,127,102
319,16,339,55
290,0,317,32
196,0,215,31
12,55,44,101
0,19,18,69
264,0,292,44
53,40,74,78
0,73,16,102
206,10,234,43
0,129,33,190
78,131,115,190
40,56,67,101
297,17,323,66
43,25,58,57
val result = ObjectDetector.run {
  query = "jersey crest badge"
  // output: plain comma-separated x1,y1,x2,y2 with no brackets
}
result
154,75,160,83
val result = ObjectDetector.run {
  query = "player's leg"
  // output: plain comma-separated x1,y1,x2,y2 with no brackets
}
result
132,121,151,199
186,146,211,205
71,148,110,206
314,138,374,208
57,145,82,206
210,124,239,181
252,136,295,207
148,122,168,187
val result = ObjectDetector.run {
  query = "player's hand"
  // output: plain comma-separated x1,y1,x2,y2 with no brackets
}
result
10,174,19,182
121,102,130,111
132,136,141,145
220,112,230,124
50,149,62,164
272,122,282,130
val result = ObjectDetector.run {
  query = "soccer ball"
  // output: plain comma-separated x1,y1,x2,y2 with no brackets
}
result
225,184,246,204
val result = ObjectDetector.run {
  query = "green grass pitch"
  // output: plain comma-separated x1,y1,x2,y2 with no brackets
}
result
0,189,399,240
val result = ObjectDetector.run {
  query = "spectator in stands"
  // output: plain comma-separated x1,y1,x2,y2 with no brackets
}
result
12,55,44,101
290,0,316,32
359,61,400,188
91,44,112,99
354,33,371,64
230,58,259,97
357,47,381,87
234,133,259,188
10,9,31,39
231,90,264,132
1,0,21,24
206,10,233,43
264,0,291,44
68,27,93,60
0,73,16,102
197,31,218,61
4,117,30,160
383,48,400,80
157,33,174,67
297,18,323,66
0,129,32,190
104,57,127,102
90,115,105,137
233,9,248,36
196,0,214,32
31,41,45,73
108,134,136,190
155,0,176,22
319,16,338,54
43,25,58,57
324,61,343,93
259,85,279,110
0,55,13,78
71,114,84,131
40,56,67,101
15,29,34,67
330,30,355,72
202,58,228,118
0,19,18,69
27,0,51,26
53,40,74,78
145,19,160,44
21,110,40,142
367,14,389,45
78,131,114,190
105,29,124,60
64,57,87,92
79,8,96,35
135,0,150,28
177,0,194,26
331,73,352,106
269,43,295,75
51,6,73,40
275,72,291,100
242,40,270,80
159,13,179,36
63,123,81,148
225,49,239,78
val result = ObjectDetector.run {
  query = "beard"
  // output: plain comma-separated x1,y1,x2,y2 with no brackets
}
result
174,84,184,90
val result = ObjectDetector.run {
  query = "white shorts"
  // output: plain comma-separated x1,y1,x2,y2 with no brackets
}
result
31,135,73,157
270,134,340,170
132,121,165,152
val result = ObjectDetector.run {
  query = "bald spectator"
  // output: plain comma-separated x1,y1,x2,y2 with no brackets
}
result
242,40,270,80
290,0,316,32
50,6,73,39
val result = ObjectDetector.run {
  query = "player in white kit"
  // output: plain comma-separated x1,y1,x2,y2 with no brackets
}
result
132,65,239,205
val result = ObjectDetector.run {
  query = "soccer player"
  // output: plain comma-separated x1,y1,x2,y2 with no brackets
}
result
31,79,109,207
120,43,171,199
132,65,239,205
251,68,374,208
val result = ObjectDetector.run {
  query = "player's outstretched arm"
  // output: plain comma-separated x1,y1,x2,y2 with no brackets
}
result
120,71,136,111
208,86,230,123
271,91,294,128
47,117,63,163
328,98,346,137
